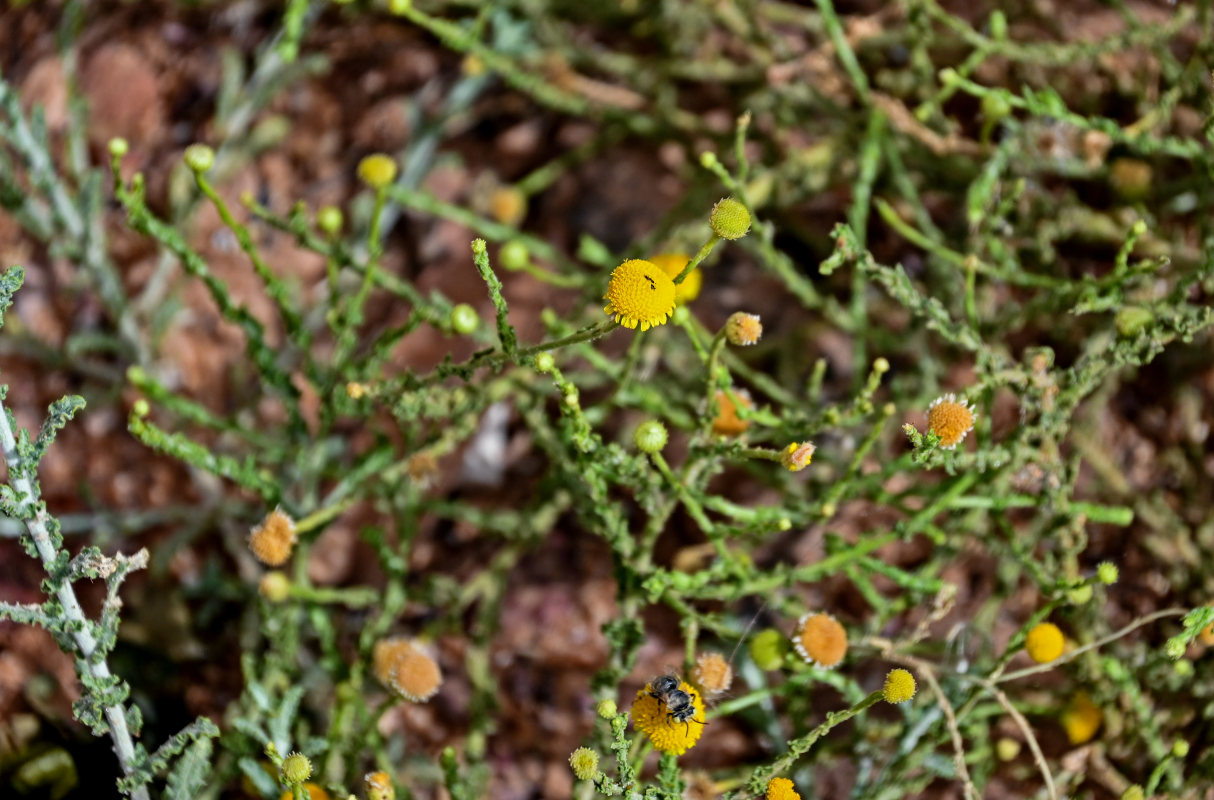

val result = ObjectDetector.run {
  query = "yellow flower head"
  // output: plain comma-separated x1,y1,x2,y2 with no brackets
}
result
781,442,815,472
1025,622,1065,664
693,652,733,696
631,679,706,755
927,393,976,449
358,154,398,189
372,638,443,702
882,668,917,704
248,508,297,567
765,777,801,800
793,612,847,668
1061,692,1101,744
603,259,676,330
712,389,753,437
724,312,762,346
568,747,600,781
651,253,701,305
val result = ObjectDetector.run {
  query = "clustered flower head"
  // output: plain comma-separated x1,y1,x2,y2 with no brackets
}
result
568,747,600,781
712,389,753,436
710,197,751,240
792,612,847,668
651,252,702,305
603,258,677,330
1061,692,1101,744
1025,622,1065,663
693,651,733,696
358,153,398,189
630,678,706,755
882,669,917,704
248,508,297,566
724,312,762,346
927,393,976,449
765,777,801,800
280,752,312,784
372,637,443,702
780,441,815,472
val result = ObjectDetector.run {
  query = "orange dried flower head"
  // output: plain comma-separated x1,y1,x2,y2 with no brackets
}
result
603,259,677,330
927,393,976,449
279,784,330,800
630,678,705,755
793,613,847,668
693,652,733,696
248,508,297,566
712,389,753,436
373,638,443,702
724,312,762,346
489,185,527,226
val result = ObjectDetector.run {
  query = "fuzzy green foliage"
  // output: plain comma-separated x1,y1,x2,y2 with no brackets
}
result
3,1,1214,799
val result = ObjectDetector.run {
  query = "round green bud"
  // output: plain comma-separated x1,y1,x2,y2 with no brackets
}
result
450,303,480,335
132,399,150,417
938,67,960,86
1165,636,1186,660
1068,584,1093,605
108,138,129,159
259,571,291,603
820,502,836,518
1174,659,1194,677
281,752,312,784
1115,306,1153,338
595,698,617,719
499,240,530,271
777,517,792,531
873,357,890,374
699,151,718,169
358,153,398,189
1120,786,1145,800
562,387,579,406
670,305,691,325
988,10,1007,40
1097,561,1118,585
749,628,788,671
533,353,556,374
995,737,1021,761
1172,740,1190,758
709,197,751,240
634,420,668,454
568,747,599,781
316,206,343,236
183,143,215,173
981,92,1012,123
388,0,412,15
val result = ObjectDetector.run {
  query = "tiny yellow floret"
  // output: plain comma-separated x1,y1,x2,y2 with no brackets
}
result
358,154,398,189
630,679,705,755
781,442,815,472
693,652,733,696
651,253,701,305
372,638,443,702
882,668,917,704
1061,692,1101,744
248,509,297,567
1025,622,1065,664
603,259,676,331
765,777,801,800
793,613,846,668
927,393,976,449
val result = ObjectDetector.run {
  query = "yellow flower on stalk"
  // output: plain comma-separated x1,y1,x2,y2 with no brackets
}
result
603,259,676,330
1025,622,1065,663
1061,692,1102,744
765,777,801,800
927,393,976,449
630,679,706,755
882,669,917,704
650,253,701,305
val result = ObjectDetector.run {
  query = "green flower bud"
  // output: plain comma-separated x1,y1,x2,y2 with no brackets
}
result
1068,584,1093,605
568,747,599,781
1120,786,1144,800
749,628,788,670
1173,740,1190,758
281,752,312,785
988,10,1007,40
132,399,150,417
450,303,480,335
596,698,617,719
533,353,556,374
709,197,751,240
634,420,668,454
981,92,1012,123
259,571,291,603
1115,306,1153,338
1165,636,1186,660
183,143,215,173
499,240,530,271
995,737,1021,761
108,138,129,159
316,206,343,236
1097,561,1118,585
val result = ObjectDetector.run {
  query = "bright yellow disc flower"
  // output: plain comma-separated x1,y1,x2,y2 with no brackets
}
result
603,259,677,330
